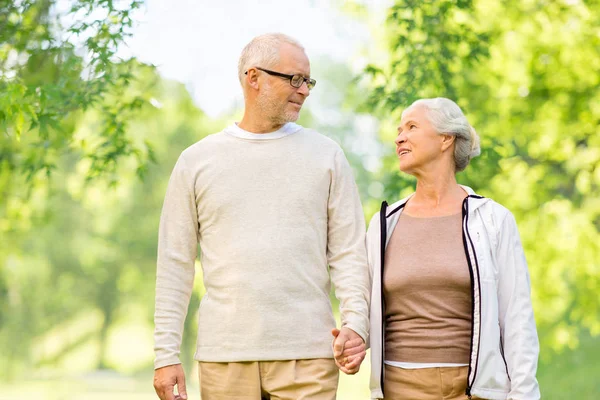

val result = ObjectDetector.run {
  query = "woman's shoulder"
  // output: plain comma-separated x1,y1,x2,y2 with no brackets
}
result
474,198,522,243
476,197,513,220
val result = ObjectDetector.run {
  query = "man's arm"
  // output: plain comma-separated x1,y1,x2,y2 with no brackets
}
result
331,212,381,373
153,155,198,398
327,149,370,374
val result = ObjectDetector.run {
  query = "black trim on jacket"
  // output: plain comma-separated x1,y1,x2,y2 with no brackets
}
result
378,200,388,392
462,196,483,397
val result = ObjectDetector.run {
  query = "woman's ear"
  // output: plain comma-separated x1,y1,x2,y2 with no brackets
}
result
441,134,455,152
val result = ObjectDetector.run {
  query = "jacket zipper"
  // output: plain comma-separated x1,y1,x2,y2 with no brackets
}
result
462,195,484,397
379,200,388,393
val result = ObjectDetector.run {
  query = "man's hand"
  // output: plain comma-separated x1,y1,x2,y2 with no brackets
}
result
153,364,188,400
331,327,366,375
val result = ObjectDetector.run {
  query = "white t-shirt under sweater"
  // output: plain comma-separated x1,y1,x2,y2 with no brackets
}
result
154,122,370,369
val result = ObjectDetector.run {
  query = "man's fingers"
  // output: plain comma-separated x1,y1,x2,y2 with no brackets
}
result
153,365,188,400
332,335,346,357
342,343,365,357
343,357,362,374
177,372,188,400
334,357,353,375
344,337,364,349
338,364,351,374
346,366,360,375
164,388,176,400
154,381,175,400
340,364,358,375
333,358,344,369
153,385,162,399
334,355,361,375
345,353,365,369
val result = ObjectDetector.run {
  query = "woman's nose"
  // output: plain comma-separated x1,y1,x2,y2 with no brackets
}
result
395,130,405,145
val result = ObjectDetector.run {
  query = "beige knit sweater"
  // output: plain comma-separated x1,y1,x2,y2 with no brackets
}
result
154,122,369,369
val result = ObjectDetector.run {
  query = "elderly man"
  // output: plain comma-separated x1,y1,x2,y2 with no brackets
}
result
152,33,369,400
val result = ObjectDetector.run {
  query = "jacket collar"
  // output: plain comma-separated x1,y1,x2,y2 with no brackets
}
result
385,185,490,218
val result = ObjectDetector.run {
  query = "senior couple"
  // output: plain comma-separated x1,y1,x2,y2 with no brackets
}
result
152,33,540,400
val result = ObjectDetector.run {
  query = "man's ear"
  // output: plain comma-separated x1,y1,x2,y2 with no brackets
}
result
245,68,259,90
441,134,455,152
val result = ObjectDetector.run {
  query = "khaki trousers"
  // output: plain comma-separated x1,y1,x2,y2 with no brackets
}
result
384,365,483,400
198,359,339,400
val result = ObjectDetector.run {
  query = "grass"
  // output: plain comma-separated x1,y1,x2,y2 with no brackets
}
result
2,337,599,400
1,311,598,399
0,362,369,400
0,311,372,399
537,331,600,399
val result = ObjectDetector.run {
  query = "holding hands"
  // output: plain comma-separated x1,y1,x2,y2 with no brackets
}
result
331,327,367,375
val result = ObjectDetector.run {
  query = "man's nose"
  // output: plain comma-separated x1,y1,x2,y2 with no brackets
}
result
297,81,310,96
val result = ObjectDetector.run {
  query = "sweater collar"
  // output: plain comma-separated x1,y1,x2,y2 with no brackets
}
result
225,122,303,140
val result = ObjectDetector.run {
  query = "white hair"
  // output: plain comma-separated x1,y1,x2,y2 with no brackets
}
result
403,97,481,172
238,33,305,85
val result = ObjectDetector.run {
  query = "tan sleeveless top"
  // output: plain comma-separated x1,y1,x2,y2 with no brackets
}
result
383,212,472,363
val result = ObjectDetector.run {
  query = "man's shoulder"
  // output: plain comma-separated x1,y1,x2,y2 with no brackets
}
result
297,127,344,151
180,131,229,159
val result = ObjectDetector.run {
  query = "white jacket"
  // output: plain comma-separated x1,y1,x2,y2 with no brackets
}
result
367,186,540,400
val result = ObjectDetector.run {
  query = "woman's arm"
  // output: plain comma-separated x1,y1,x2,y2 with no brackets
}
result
496,209,541,400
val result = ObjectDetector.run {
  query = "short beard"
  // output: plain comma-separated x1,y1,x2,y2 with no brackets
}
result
256,86,299,126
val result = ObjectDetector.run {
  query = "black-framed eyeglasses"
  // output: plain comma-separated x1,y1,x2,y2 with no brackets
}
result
246,67,316,90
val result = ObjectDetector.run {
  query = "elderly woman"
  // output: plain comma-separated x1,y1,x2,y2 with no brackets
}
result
365,98,540,400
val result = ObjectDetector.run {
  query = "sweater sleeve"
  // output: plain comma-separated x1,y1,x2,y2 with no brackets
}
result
327,149,370,343
154,155,199,369
496,210,541,399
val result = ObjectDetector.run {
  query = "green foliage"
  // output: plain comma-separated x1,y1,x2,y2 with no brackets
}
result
299,55,384,209
363,0,489,115
1,3,598,398
0,0,152,185
1,2,157,370
0,59,215,375
362,0,600,353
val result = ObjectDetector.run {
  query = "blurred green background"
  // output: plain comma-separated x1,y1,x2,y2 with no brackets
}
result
1,0,599,399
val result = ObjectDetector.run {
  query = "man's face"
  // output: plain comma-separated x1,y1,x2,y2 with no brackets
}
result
256,43,311,125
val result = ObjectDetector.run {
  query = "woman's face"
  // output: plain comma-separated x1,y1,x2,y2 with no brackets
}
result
394,105,446,175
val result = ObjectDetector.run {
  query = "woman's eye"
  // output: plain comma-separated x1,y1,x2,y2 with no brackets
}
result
409,124,416,129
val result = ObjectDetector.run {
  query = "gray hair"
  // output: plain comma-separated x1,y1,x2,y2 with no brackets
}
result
238,33,305,85
403,97,481,172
